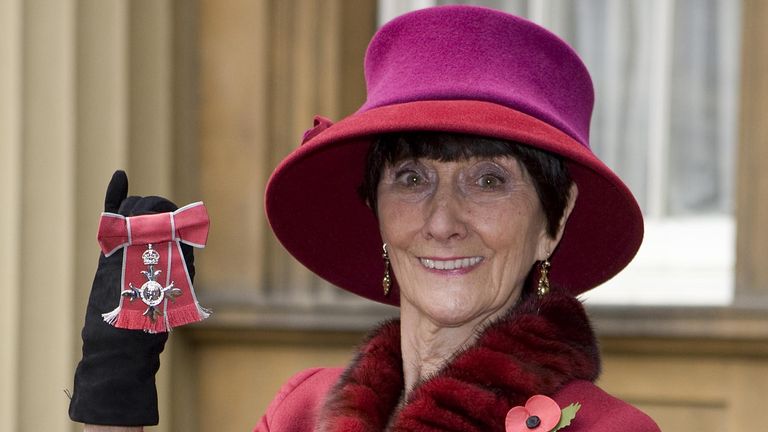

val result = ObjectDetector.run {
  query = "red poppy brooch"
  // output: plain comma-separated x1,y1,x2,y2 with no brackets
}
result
505,395,581,432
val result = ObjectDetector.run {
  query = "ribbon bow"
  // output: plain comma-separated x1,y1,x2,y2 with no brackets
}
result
301,115,334,144
98,202,210,333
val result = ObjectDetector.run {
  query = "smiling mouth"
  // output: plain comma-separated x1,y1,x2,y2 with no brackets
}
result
419,257,483,270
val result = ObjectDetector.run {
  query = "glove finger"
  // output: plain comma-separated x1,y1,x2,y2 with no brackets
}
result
104,170,129,213
129,196,178,216
119,196,178,217
118,196,141,217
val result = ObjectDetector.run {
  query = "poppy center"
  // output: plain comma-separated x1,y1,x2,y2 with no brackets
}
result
526,415,541,428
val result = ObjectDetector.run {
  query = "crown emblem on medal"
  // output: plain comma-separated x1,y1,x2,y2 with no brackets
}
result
142,244,160,266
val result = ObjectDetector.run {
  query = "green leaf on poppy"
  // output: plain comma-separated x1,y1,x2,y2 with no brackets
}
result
551,403,581,431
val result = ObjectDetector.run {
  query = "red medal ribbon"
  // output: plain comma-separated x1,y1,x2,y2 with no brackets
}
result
97,202,210,332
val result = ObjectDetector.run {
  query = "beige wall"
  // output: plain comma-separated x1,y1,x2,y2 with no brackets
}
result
0,1,179,431
0,0,23,430
2,1,79,431
2,1,768,432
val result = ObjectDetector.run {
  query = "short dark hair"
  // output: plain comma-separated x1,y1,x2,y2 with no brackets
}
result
358,132,572,237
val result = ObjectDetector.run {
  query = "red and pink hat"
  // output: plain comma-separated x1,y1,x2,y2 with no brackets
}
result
265,5,643,306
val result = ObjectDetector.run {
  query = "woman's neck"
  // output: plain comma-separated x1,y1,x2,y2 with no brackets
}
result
399,302,494,397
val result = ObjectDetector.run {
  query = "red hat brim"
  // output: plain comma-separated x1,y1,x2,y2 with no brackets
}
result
266,100,643,305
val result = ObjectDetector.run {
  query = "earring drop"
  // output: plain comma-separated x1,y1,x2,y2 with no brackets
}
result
537,259,551,297
382,243,392,296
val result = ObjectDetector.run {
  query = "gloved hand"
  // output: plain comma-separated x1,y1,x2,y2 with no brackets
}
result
69,170,195,426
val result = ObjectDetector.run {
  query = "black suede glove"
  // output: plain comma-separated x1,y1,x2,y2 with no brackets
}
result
69,170,195,426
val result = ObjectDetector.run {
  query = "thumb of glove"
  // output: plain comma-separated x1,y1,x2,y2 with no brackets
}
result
104,170,128,213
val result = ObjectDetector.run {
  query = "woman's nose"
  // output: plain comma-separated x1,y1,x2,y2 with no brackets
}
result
421,185,468,242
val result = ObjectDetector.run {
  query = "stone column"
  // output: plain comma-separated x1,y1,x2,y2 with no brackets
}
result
0,0,178,430
735,0,768,307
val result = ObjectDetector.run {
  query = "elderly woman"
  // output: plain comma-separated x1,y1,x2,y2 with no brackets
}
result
257,6,659,431
71,5,659,432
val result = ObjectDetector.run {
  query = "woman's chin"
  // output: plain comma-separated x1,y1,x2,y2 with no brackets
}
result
408,300,492,329
401,290,520,330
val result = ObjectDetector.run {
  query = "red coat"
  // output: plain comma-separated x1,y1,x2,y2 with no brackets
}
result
255,292,660,432
256,369,658,432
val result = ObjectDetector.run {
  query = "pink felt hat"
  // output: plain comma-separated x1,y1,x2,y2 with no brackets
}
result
265,5,643,306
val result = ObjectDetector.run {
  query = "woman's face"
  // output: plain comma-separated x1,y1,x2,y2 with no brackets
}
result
377,156,559,327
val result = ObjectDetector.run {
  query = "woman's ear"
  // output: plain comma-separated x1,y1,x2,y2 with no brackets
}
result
538,183,579,260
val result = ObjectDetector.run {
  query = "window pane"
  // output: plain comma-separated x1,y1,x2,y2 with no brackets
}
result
667,0,739,216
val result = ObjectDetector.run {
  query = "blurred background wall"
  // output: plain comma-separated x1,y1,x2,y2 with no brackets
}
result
1,0,767,431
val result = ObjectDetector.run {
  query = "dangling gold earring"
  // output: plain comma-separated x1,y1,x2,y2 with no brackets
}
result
537,259,551,297
382,243,392,296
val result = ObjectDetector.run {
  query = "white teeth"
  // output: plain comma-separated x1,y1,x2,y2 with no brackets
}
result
419,257,482,270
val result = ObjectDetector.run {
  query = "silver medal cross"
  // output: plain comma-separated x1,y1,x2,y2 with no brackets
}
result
122,244,182,322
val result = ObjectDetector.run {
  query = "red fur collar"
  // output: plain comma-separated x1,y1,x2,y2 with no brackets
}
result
318,291,600,431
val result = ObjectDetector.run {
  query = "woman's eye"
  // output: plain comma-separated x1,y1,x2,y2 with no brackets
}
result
477,174,505,188
395,170,425,187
